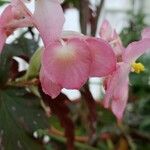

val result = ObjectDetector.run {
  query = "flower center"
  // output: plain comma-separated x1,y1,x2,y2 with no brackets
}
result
131,62,145,74
55,44,75,61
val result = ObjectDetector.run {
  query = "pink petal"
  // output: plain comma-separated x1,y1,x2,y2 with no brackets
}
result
123,39,150,63
42,38,91,89
103,63,130,108
99,20,112,41
9,18,33,29
112,40,124,57
0,2,32,53
11,0,32,19
40,67,62,98
141,27,150,39
34,0,65,45
11,0,33,27
103,75,113,108
0,3,32,35
0,5,13,25
61,31,84,40
111,30,124,57
86,38,116,77
0,6,13,53
111,76,129,120
0,30,7,53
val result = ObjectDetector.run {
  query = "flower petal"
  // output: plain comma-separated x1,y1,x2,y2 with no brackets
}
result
141,27,150,39
0,6,13,53
103,63,130,108
61,30,84,39
0,3,33,53
86,38,116,77
0,5,14,27
111,76,129,120
99,20,112,41
0,2,32,35
11,0,33,27
34,0,65,45
42,38,91,89
40,67,62,98
0,30,7,53
123,39,150,63
111,30,124,57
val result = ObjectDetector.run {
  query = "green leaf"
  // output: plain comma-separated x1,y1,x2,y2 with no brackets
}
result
0,36,39,86
139,117,150,133
0,87,49,150
24,48,42,80
15,36,39,59
138,98,150,116
0,0,9,6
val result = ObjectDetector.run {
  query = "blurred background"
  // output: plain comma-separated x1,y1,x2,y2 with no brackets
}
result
0,0,150,150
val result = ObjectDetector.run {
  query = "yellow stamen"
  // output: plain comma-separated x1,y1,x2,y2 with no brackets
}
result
131,62,145,74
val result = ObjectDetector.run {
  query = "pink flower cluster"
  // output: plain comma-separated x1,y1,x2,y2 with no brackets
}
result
0,0,150,120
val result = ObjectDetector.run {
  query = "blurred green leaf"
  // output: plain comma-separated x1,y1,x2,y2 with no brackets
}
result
138,98,150,116
24,48,42,80
0,36,38,86
139,117,150,133
0,87,49,149
0,0,9,6
15,36,39,58
120,13,146,46
99,107,116,125
135,140,150,150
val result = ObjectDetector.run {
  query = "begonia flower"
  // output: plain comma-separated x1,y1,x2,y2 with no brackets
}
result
103,31,150,120
0,0,65,53
0,0,33,53
40,36,117,98
0,1,117,100
12,0,65,44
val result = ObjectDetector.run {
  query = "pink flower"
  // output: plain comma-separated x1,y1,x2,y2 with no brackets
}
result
0,1,117,100
103,31,150,120
30,2,116,99
11,0,65,45
40,36,117,98
99,20,124,58
0,0,33,53
0,0,65,53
